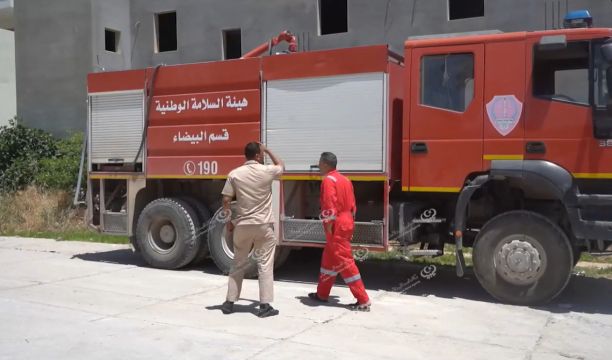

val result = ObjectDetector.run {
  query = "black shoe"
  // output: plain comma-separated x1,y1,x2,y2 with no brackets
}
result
348,301,371,312
221,301,234,314
257,303,279,318
308,292,328,302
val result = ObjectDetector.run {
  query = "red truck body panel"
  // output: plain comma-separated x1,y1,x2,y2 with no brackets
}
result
88,46,398,180
262,45,390,80
88,69,146,93
145,59,261,179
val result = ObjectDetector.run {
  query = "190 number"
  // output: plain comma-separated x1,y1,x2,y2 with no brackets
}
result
183,161,218,175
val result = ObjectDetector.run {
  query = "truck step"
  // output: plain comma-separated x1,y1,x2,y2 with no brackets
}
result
569,211,612,240
406,249,443,257
576,193,612,207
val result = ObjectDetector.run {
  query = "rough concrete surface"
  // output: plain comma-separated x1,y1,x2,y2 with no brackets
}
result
1,236,611,360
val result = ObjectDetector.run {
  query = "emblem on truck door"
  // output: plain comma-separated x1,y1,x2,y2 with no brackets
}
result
486,95,523,137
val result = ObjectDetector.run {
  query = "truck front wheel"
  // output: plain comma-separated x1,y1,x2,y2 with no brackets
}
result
135,198,200,269
473,210,573,305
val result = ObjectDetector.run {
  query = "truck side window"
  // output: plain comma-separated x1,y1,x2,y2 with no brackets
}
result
593,42,610,109
533,41,589,105
420,53,474,112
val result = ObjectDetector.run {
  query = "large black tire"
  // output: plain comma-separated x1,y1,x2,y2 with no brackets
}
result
207,207,291,278
274,246,292,270
473,210,573,305
572,247,582,267
178,197,212,266
135,198,200,269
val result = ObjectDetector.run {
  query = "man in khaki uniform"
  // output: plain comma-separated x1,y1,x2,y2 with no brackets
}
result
220,142,284,318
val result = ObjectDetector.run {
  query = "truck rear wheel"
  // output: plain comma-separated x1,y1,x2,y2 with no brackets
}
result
473,210,572,305
178,197,212,266
207,207,292,278
135,198,200,269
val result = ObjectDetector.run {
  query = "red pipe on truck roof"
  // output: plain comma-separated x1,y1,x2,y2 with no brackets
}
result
241,30,298,59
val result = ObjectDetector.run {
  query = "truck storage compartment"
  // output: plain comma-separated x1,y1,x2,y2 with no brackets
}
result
264,72,387,172
89,90,145,168
280,180,385,246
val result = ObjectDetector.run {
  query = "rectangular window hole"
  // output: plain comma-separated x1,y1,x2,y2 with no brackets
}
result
155,11,177,52
449,0,484,20
105,28,120,53
319,0,348,35
223,28,242,59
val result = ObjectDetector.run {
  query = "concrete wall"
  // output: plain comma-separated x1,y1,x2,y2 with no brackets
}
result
13,0,612,135
92,0,132,72
126,0,612,68
0,28,15,126
14,0,92,136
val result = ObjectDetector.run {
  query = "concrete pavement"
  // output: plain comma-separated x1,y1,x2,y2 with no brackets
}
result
1,236,611,360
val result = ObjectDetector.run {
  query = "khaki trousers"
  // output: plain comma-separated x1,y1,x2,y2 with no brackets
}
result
226,224,277,304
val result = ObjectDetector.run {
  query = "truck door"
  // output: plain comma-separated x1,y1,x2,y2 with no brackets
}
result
408,44,484,192
524,37,612,179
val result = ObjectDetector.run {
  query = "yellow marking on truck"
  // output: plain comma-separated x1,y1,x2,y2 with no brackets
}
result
144,175,387,181
483,154,524,160
408,186,461,193
281,175,387,181
573,173,612,179
89,174,144,180
146,175,228,179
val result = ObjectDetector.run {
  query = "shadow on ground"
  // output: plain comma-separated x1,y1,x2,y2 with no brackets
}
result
73,247,612,315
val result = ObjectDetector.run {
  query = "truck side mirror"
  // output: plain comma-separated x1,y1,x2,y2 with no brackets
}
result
607,67,612,107
601,40,612,63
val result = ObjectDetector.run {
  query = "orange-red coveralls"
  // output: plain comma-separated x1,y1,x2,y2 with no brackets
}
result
316,170,370,304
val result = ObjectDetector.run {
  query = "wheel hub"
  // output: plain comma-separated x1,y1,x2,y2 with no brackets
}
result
147,219,177,254
159,224,176,244
495,238,544,285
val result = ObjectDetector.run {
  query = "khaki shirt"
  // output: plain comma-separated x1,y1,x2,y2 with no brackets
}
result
221,160,283,226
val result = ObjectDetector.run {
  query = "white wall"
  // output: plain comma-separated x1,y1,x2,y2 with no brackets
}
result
0,28,15,126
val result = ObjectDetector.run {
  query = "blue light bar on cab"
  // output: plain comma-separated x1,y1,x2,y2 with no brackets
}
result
563,10,593,28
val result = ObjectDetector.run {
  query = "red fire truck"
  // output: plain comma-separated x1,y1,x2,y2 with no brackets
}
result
86,16,612,305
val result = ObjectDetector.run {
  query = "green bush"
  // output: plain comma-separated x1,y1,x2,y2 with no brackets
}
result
35,133,84,191
0,119,84,193
0,119,58,192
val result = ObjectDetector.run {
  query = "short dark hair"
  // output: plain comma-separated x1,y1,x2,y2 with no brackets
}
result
244,142,261,160
320,152,337,169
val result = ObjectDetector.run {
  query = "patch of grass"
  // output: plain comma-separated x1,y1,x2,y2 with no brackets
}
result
3,230,129,244
0,187,78,233
0,187,128,245
579,253,612,264
574,266,612,279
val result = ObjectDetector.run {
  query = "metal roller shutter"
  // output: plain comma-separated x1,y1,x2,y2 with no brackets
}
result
264,72,387,172
89,91,144,164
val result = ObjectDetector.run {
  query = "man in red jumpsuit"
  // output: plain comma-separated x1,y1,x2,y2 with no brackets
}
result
308,152,371,311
